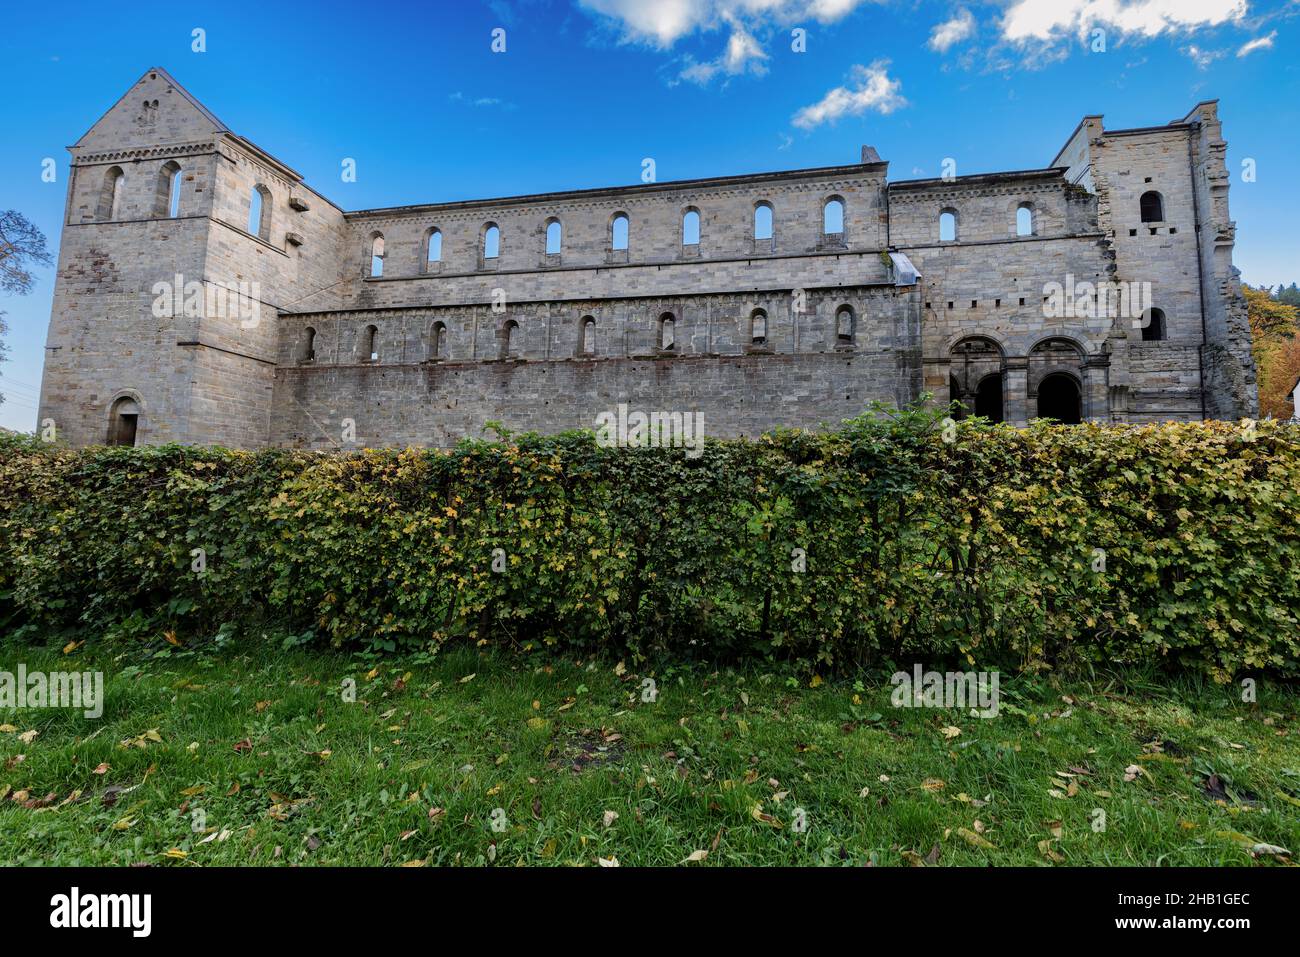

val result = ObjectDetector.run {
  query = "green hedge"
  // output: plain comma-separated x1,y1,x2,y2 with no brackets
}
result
2,409,1298,680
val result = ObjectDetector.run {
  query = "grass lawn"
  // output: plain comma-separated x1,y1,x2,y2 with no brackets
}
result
2,636,1298,866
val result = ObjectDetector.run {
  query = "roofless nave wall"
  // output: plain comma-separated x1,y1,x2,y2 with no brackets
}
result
38,68,1257,449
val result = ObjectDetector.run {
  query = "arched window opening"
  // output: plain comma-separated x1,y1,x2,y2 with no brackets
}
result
1140,191,1164,223
750,309,767,345
1015,204,1033,237
1141,307,1167,342
157,162,182,218
682,208,700,247
249,185,271,240
301,326,317,363
483,224,500,260
368,233,385,277
823,198,844,236
107,396,139,447
659,313,676,352
425,228,442,269
975,374,1004,423
430,321,447,360
836,305,855,343
363,324,379,362
580,316,596,355
546,219,562,255
100,166,125,220
611,213,629,251
754,202,773,241
501,319,519,358
1037,373,1082,424
939,209,958,242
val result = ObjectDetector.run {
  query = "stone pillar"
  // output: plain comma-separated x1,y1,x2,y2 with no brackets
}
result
1005,357,1029,425
924,358,951,410
1083,355,1111,422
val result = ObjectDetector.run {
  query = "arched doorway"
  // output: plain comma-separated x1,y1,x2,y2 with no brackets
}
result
975,374,1004,423
1036,373,1081,424
949,336,1005,423
108,396,140,446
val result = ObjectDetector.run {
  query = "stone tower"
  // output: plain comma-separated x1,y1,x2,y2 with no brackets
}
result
38,67,346,448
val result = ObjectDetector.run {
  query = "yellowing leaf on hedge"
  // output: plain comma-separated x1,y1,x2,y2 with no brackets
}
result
809,675,823,688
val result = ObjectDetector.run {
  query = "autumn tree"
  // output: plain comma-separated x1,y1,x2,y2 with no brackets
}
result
0,209,53,407
1245,284,1300,419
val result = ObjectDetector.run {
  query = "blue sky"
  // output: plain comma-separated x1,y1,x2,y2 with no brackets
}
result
1,0,1297,431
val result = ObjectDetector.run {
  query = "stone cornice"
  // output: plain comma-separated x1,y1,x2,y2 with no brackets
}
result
74,142,218,165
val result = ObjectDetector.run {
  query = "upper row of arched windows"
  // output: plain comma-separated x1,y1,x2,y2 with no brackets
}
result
95,164,277,242
96,164,182,221
364,198,849,276
938,202,1037,243
935,192,1168,243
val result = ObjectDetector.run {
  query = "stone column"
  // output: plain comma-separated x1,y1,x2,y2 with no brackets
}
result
1005,357,1029,425
1083,355,1110,422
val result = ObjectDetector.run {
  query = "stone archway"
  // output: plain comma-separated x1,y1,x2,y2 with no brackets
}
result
1028,337,1088,423
949,337,1005,422
975,373,1004,423
107,395,140,446
1036,373,1082,424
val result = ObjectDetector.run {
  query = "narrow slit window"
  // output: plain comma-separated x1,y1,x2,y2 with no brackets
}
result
939,210,957,242
823,198,844,235
682,208,700,246
426,228,442,269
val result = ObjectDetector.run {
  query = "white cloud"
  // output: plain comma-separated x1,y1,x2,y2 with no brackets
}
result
1000,0,1249,44
1237,30,1277,56
1183,43,1225,68
791,61,907,129
579,0,710,47
680,17,769,83
929,9,976,52
578,0,877,83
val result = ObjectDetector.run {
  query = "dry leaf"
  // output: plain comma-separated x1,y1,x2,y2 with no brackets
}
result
957,827,996,849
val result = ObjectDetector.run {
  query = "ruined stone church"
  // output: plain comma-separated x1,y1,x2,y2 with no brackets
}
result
38,68,1257,450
